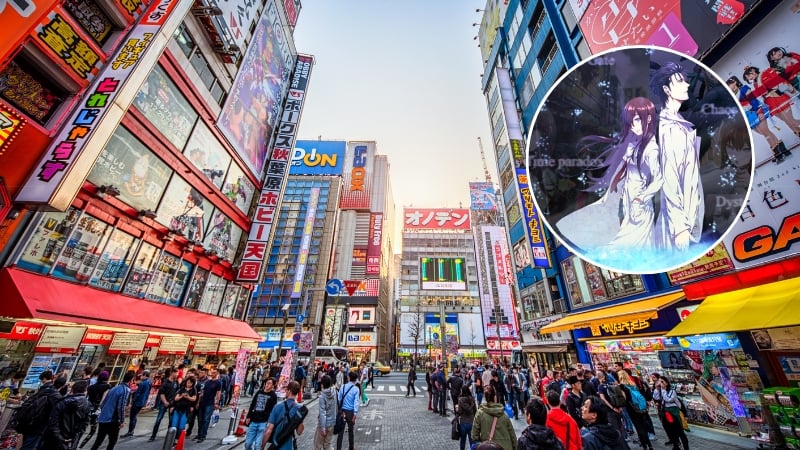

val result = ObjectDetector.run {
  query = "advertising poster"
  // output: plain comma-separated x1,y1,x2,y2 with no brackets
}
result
477,225,520,340
35,326,86,353
231,348,249,410
512,239,531,271
133,65,197,150
88,127,172,212
478,0,508,62
22,355,54,390
184,121,231,189
667,243,735,284
366,212,383,276
419,257,467,290
348,306,376,326
198,273,226,314
714,2,800,269
291,187,319,298
156,175,213,243
16,208,80,274
528,47,750,273
222,162,256,214
457,313,486,347
217,0,294,177
121,242,159,298
340,142,375,210
203,210,243,262
751,326,800,351
52,214,110,284
183,267,210,310
469,182,498,211
108,332,148,355
291,140,346,175
33,8,103,82
145,252,192,306
88,229,136,292
276,349,295,398
403,208,470,230
579,0,758,57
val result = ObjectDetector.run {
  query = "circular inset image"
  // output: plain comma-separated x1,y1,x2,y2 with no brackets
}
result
526,46,753,274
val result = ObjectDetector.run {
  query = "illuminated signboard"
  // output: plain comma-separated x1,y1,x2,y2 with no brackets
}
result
403,208,470,230
419,257,467,291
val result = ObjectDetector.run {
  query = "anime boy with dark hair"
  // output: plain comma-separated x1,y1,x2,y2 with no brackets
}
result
650,62,704,252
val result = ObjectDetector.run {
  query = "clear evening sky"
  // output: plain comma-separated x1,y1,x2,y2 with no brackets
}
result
293,1,497,215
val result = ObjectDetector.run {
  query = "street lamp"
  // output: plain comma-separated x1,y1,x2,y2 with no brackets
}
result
275,303,290,365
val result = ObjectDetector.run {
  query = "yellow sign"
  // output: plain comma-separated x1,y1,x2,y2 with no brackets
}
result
590,318,651,336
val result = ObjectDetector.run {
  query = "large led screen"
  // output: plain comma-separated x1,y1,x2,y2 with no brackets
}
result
419,257,467,291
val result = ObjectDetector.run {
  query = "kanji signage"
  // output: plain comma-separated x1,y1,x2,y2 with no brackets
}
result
403,208,470,230
0,321,44,341
236,54,313,282
590,318,652,337
34,10,103,81
34,325,86,353
107,332,148,354
80,328,114,345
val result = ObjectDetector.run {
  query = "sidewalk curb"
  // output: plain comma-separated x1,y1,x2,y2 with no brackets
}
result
224,395,320,449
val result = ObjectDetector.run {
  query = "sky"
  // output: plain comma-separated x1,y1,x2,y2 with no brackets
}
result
292,1,497,215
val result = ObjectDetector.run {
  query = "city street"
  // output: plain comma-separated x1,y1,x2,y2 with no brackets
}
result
109,372,759,450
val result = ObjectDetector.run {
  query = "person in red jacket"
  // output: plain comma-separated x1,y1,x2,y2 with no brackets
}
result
545,390,583,450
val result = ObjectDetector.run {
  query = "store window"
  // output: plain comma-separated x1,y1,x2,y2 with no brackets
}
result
16,208,81,275
600,269,645,299
88,229,137,292
63,0,115,46
155,175,214,243
51,214,111,284
198,273,226,314
203,210,243,262
172,24,228,105
132,65,198,149
0,58,66,126
561,256,584,306
145,251,192,306
183,267,210,309
122,242,160,298
88,126,172,212
184,121,231,189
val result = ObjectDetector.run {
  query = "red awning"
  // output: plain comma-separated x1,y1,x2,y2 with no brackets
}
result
0,268,260,341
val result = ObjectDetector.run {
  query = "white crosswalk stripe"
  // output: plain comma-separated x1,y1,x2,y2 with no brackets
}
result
389,385,396,392
377,385,385,391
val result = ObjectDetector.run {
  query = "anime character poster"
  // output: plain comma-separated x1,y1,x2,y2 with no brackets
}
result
526,46,752,273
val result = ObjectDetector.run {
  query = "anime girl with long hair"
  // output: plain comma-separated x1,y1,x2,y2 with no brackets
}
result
557,97,663,256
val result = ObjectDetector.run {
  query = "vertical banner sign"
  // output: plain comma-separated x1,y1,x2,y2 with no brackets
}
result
291,186,319,298
516,169,551,267
366,213,382,275
477,225,521,341
236,54,314,282
15,0,188,206
339,142,374,210
231,348,249,411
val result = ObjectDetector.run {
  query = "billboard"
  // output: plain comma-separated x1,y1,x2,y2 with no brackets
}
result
284,0,301,28
366,213,382,275
217,0,294,178
424,313,458,343
419,257,467,291
578,0,758,57
477,0,508,62
290,187,319,298
348,306,376,326
15,0,190,208
713,2,800,269
290,140,346,175
477,225,520,340
458,313,486,347
340,142,375,210
217,0,263,50
469,182,498,211
403,208,471,230
236,54,313,282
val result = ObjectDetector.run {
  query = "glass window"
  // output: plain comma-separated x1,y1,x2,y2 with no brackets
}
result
122,242,160,298
223,163,255,214
16,208,81,274
155,176,213,243
63,0,114,45
198,273,226,314
52,214,111,283
203,210,243,262
183,267,209,309
560,1,578,33
89,229,136,292
173,24,195,58
132,65,198,149
184,121,231,189
0,58,66,125
146,252,192,306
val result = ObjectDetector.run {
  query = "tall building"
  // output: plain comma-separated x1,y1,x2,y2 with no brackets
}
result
0,0,305,381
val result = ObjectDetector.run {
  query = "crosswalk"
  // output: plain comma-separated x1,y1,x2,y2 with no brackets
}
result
361,385,428,393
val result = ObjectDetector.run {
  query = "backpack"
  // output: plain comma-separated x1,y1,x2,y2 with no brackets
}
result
270,401,309,449
546,380,562,394
606,384,627,408
628,386,648,413
12,389,59,434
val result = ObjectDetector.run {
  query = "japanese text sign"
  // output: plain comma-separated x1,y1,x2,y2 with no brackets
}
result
403,208,470,230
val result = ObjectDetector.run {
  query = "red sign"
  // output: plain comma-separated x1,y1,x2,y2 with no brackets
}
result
403,208,471,230
146,335,162,347
0,321,45,341
366,213,382,275
344,280,361,296
81,329,114,345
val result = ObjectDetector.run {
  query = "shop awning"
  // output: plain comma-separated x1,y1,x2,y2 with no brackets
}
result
0,268,260,341
666,276,800,337
539,291,685,334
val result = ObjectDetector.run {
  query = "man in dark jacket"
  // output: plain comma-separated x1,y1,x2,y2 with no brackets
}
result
406,366,417,397
19,372,65,450
580,396,630,450
43,380,92,450
565,376,587,429
447,370,464,414
122,370,150,437
518,397,564,450
244,377,277,450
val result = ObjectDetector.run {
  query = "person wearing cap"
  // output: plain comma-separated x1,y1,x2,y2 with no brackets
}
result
565,375,587,429
122,370,151,438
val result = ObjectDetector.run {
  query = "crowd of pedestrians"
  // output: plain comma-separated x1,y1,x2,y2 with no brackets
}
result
411,360,691,450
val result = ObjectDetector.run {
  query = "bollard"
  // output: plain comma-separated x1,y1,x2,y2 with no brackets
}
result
161,427,177,450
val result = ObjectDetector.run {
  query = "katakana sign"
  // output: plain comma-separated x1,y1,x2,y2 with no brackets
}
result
403,208,470,231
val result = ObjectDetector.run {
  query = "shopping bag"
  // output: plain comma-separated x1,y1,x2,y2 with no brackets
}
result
679,410,689,431
451,416,461,440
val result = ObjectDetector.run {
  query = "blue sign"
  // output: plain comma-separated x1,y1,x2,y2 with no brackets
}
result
516,167,551,268
326,278,344,295
291,140,346,175
678,333,740,350
297,314,305,324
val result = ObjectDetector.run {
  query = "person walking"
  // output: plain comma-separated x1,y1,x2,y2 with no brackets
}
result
448,369,464,414
617,371,652,450
42,379,92,450
456,385,477,450
122,370,150,438
90,370,133,450
471,385,517,450
580,396,629,450
336,372,360,450
81,371,111,448
170,376,198,439
148,368,177,442
517,397,564,450
426,366,435,411
368,363,375,389
359,363,370,406
294,362,307,403
314,375,337,450
545,391,582,450
195,368,222,443
406,365,417,397
245,378,277,450
262,381,306,450
653,377,688,450
474,370,484,405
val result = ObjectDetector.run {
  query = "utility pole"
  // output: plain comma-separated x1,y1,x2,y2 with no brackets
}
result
439,300,447,371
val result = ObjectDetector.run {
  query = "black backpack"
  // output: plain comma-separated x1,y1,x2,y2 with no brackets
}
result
12,389,60,434
270,401,309,449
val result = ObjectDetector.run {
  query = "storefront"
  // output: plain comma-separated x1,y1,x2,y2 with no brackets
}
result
520,315,577,375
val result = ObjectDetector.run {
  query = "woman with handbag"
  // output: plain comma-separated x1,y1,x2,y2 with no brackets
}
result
471,385,517,450
652,377,688,450
456,385,477,450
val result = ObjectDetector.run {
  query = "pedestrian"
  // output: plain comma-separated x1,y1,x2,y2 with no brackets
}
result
434,365,447,416
474,369,484,405
580,396,629,450
545,390,582,450
336,371,360,450
564,375,587,429
294,362,307,403
90,370,134,450
245,377,277,450
505,367,520,420
472,385,517,450
122,370,150,438
653,377,688,450
490,371,508,415
80,371,111,448
368,363,375,388
195,368,222,443
148,368,177,442
517,397,564,450
43,379,92,450
16,372,65,450
594,370,625,442
406,365,417,397
262,381,306,450
336,365,345,390
218,367,230,408
359,362,369,406
170,376,198,438
426,366,434,411
456,385,477,450
617,371,652,450
185,368,204,439
448,369,464,414
314,375,337,450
